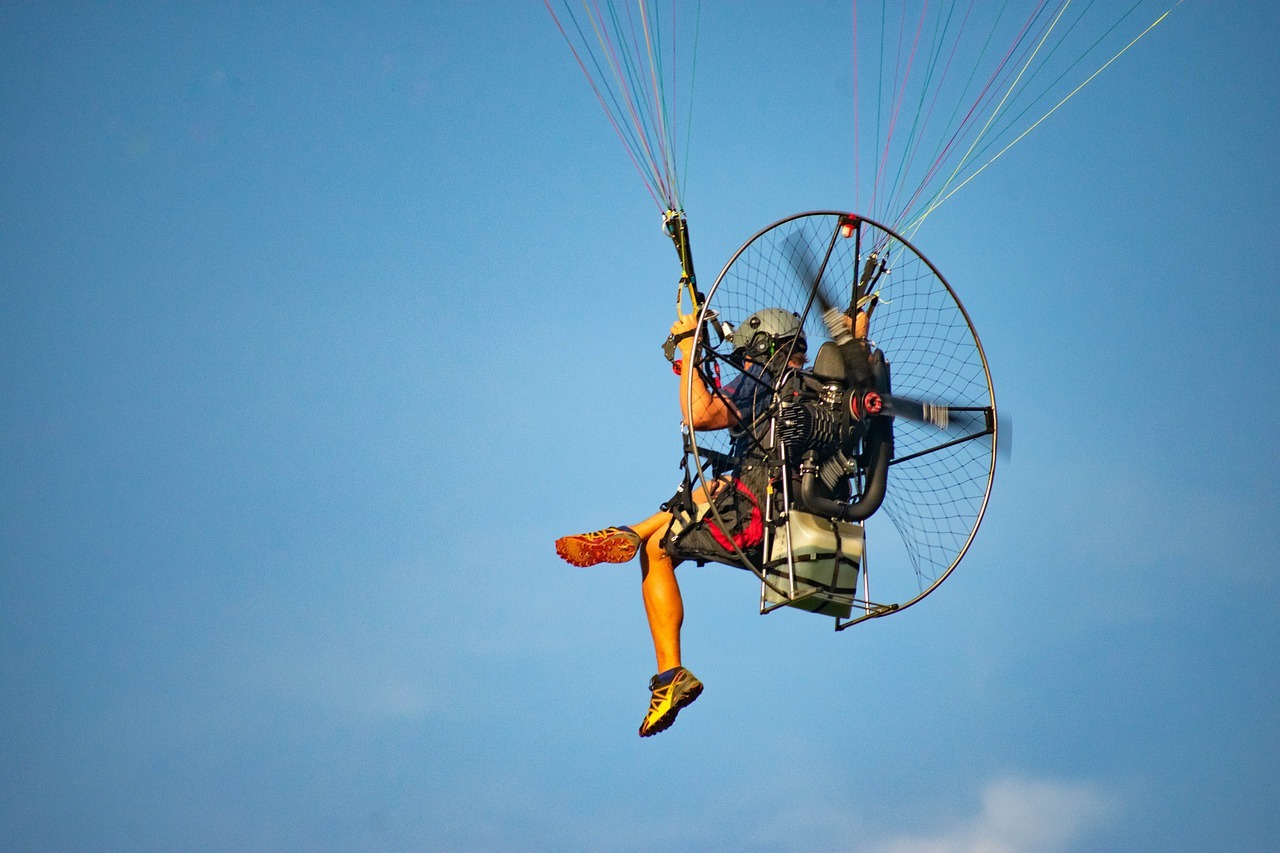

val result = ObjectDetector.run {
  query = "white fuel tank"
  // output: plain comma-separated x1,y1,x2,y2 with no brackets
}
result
763,511,863,618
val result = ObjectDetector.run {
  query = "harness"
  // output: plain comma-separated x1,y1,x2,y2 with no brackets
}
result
660,359,779,568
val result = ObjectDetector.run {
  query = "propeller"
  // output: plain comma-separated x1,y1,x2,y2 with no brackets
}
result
784,221,1003,447
883,395,964,430
879,392,1011,459
782,229,823,300
782,218,1010,459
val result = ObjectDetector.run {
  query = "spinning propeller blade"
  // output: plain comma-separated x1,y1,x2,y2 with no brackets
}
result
880,394,990,436
784,220,998,452
782,230,822,296
997,411,1013,460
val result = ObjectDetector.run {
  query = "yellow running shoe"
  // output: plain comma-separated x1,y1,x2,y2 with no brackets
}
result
555,526,641,567
639,667,703,737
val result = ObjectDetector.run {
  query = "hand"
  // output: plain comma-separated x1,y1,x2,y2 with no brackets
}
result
670,312,698,340
669,312,699,356
841,310,868,339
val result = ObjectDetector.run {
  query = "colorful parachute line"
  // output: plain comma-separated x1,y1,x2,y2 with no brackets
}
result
851,0,1184,237
545,1,1183,241
545,0,699,215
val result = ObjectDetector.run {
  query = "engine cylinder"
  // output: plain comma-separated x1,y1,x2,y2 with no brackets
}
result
777,399,841,458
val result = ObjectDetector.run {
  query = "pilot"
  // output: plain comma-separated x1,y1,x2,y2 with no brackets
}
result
554,307,811,736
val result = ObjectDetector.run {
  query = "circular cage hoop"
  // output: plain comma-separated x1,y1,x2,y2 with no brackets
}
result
687,211,997,626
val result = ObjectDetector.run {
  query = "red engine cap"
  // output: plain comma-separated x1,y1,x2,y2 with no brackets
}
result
863,391,883,415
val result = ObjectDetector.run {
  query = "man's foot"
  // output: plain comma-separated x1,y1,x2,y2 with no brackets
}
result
639,667,703,737
555,527,641,567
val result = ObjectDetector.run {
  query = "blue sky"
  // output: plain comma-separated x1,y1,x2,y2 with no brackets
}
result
2,2,1277,851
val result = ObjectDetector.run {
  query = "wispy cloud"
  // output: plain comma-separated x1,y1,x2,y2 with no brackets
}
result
872,777,1117,853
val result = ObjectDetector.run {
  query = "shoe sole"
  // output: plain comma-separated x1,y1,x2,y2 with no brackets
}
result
555,534,639,567
639,681,703,737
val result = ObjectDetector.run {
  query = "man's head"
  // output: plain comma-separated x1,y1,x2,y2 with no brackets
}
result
732,307,806,362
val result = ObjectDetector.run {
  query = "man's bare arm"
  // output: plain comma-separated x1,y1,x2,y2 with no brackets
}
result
671,313,737,431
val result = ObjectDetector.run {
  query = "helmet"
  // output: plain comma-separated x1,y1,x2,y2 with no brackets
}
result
731,307,806,357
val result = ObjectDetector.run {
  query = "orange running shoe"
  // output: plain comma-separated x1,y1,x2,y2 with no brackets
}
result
555,526,641,567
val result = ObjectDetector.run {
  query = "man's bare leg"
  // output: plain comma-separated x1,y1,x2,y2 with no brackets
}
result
629,511,670,543
636,522,703,737
639,522,682,672
559,508,704,735
554,509,677,568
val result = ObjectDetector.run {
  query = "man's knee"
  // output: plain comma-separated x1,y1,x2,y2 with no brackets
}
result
645,523,670,560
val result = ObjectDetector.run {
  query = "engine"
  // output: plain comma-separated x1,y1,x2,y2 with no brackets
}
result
772,341,894,522
777,396,842,458
777,388,862,492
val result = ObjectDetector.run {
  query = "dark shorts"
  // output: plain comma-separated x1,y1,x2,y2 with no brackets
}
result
661,464,767,569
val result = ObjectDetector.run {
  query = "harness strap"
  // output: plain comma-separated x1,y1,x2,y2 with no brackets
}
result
660,441,699,518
